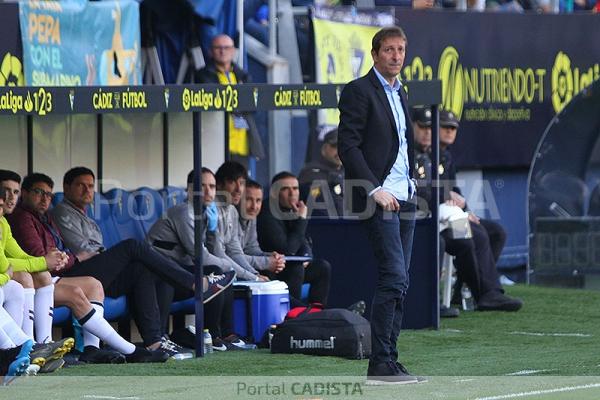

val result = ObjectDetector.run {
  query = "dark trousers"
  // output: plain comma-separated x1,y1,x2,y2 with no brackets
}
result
156,265,233,340
204,284,234,339
479,219,507,263
103,262,162,346
61,239,195,346
364,202,415,365
443,221,503,301
264,259,331,308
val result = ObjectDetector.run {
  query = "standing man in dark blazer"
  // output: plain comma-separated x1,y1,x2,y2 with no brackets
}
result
338,26,421,385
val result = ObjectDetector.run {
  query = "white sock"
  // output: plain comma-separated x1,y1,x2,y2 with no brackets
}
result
0,305,30,346
0,290,13,349
34,284,54,344
0,288,29,346
80,308,136,355
2,280,24,327
0,325,16,349
82,302,102,348
22,288,35,340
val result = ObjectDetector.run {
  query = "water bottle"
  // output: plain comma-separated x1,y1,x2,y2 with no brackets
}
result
203,329,213,354
461,284,475,311
268,324,277,348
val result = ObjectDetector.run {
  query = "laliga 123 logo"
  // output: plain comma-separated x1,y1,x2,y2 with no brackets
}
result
551,52,573,114
437,46,464,120
0,53,25,87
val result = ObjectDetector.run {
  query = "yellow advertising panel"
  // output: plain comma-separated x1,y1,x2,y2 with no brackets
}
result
313,8,392,127
0,3,24,87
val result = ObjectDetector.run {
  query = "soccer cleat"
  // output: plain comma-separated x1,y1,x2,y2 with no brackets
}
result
222,334,256,350
25,364,40,376
223,334,245,346
212,337,228,352
125,347,169,363
157,337,194,360
39,358,65,374
3,356,30,386
79,346,126,364
203,271,236,304
16,339,35,360
1,339,35,385
31,337,74,367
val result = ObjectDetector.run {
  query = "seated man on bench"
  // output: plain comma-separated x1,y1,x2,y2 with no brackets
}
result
48,167,234,358
147,168,245,351
8,172,191,363
257,171,331,308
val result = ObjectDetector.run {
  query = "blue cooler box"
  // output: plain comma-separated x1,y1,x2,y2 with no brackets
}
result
233,280,290,342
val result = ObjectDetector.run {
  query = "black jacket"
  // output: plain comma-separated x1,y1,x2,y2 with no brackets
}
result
337,68,415,213
298,155,345,217
256,201,312,257
415,146,461,210
195,61,250,85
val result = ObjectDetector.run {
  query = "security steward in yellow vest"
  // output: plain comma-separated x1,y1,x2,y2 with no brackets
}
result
195,34,265,163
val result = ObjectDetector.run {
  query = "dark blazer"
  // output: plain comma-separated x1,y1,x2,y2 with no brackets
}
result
338,68,415,213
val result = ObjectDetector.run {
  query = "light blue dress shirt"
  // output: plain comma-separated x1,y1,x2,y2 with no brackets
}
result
372,67,414,201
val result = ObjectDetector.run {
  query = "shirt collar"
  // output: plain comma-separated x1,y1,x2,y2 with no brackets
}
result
17,202,43,220
215,194,230,207
373,67,401,91
238,216,250,228
64,198,87,215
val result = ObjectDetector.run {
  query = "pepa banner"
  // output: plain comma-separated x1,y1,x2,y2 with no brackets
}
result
0,3,24,87
395,10,600,168
19,0,142,87
312,6,393,131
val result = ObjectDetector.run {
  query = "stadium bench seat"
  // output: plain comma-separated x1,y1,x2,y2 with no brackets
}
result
52,306,72,326
88,192,122,249
159,186,186,209
133,186,164,234
104,188,146,242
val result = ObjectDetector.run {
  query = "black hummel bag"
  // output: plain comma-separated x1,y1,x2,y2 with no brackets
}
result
270,309,371,359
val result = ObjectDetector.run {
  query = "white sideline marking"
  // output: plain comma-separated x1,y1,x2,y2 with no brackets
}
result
510,331,592,337
83,396,140,400
506,369,552,376
455,378,476,383
474,383,600,400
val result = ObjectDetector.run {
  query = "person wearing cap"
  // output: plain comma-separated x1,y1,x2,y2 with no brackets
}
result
411,108,459,318
412,108,461,206
298,129,345,217
413,109,522,312
412,107,432,153
438,109,507,269
437,111,515,309
412,107,434,207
